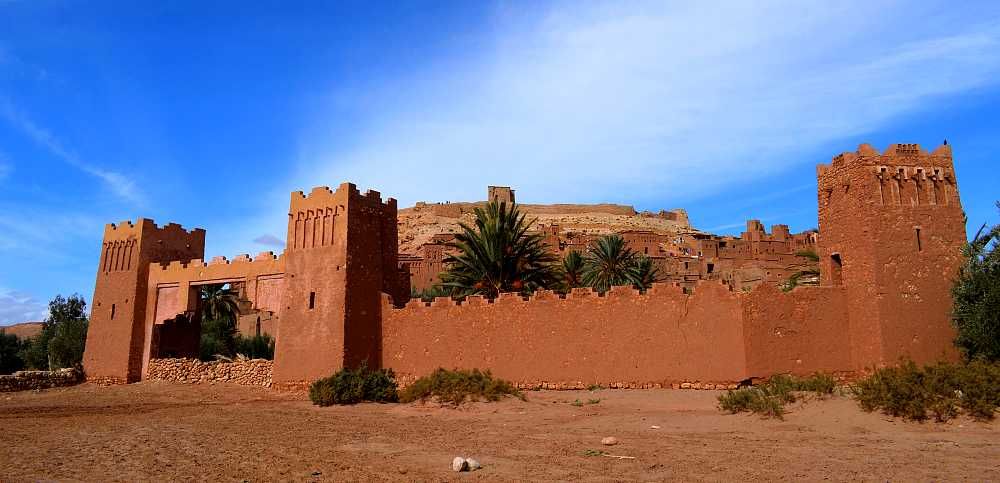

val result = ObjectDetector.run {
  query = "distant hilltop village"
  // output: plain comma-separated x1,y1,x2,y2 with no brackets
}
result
398,186,818,294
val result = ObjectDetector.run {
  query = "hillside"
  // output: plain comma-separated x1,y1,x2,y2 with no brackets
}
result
398,200,697,254
1,322,44,340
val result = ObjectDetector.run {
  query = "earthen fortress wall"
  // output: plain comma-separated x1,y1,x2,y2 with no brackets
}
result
81,143,967,388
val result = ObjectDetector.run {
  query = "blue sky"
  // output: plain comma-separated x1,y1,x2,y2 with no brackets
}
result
1,1,999,324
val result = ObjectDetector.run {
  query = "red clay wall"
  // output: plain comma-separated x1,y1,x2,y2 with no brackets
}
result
742,284,852,377
381,282,749,387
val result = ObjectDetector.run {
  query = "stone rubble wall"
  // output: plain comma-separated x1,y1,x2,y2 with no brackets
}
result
0,368,83,392
146,358,272,387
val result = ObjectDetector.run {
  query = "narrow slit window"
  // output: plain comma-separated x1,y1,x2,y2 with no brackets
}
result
111,303,116,320
915,228,923,252
309,291,316,310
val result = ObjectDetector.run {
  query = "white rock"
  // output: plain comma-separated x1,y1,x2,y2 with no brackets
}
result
466,458,481,471
452,456,467,472
601,436,618,446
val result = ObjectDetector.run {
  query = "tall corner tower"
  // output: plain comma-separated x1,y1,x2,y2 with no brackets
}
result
82,219,205,382
816,143,966,370
273,183,405,386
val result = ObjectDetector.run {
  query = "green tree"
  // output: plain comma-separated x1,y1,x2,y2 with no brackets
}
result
952,202,1000,361
198,284,241,360
48,317,88,370
20,294,89,370
439,201,558,298
0,331,26,375
582,234,639,293
560,250,584,291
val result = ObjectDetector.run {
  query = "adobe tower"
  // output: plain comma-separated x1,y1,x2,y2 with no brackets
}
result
816,143,965,370
272,183,408,386
82,219,205,383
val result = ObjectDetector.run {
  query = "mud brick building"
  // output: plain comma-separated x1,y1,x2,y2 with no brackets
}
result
82,143,966,388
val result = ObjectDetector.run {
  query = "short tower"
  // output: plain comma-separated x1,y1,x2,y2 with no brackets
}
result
488,186,515,205
273,184,408,386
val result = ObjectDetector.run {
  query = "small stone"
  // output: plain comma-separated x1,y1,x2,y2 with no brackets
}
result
601,436,618,446
650,425,661,429
451,456,468,472
466,458,481,471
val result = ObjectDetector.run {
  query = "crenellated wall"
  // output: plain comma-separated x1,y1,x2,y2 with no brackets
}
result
82,142,966,390
140,252,286,376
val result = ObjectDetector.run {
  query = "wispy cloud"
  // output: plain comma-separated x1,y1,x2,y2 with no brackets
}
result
253,234,285,248
0,99,143,205
295,1,1000,209
0,287,48,325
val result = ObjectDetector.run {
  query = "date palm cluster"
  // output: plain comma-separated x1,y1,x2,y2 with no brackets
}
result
438,201,660,298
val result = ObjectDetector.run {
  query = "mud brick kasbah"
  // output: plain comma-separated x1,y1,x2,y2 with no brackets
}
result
81,142,967,389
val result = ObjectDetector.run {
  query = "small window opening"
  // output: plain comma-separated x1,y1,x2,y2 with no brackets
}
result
830,254,843,286
915,228,923,252
309,292,316,310
707,263,715,273
111,303,116,320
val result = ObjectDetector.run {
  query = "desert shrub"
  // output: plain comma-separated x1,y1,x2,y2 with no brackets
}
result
0,331,26,375
399,368,524,405
852,360,1000,421
309,364,399,406
234,333,275,360
718,373,836,419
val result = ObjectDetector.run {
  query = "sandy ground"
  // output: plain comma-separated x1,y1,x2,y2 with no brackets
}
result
2,382,998,482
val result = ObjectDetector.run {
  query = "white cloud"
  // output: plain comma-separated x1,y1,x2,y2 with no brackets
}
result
0,288,48,325
0,99,143,205
294,1,1000,210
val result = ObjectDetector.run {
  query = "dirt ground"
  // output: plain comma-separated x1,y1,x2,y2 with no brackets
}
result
2,382,998,482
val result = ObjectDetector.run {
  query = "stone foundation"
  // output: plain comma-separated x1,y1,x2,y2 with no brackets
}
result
146,358,272,387
0,368,83,392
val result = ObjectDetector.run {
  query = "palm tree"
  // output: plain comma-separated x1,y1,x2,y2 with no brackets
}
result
630,255,661,292
200,284,240,325
198,284,241,360
439,201,559,298
561,250,584,291
582,234,639,293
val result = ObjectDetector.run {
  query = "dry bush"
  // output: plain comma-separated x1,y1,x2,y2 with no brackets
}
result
309,364,399,406
852,360,1000,421
399,368,524,405
718,373,836,419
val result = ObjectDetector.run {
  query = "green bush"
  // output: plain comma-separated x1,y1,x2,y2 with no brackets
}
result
952,204,1000,361
718,373,836,419
852,360,1000,421
199,317,236,361
399,368,524,405
0,331,26,375
309,364,399,406
234,333,275,360
19,294,89,370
